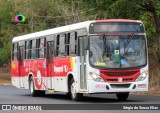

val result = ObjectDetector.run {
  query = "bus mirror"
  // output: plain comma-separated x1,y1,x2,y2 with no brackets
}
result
84,37,89,50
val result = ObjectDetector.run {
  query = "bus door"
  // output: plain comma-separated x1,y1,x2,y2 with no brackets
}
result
47,41,54,89
79,36,87,90
19,46,24,87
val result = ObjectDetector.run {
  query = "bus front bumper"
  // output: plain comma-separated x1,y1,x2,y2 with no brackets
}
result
87,77,148,94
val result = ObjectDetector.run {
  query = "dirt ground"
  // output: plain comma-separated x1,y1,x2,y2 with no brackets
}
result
0,66,11,85
0,68,11,85
0,73,11,85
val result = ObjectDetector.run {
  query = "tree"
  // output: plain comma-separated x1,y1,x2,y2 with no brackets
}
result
0,0,12,66
0,0,160,66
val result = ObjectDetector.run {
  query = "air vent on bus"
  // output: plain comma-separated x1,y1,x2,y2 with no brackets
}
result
110,84,131,89
107,78,133,82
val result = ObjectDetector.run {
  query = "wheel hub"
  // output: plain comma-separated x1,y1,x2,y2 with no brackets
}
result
30,80,33,94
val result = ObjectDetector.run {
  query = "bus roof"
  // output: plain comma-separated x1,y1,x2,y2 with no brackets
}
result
12,21,93,43
12,19,142,43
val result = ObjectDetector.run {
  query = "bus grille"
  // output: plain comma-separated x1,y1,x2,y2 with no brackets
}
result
102,71,137,77
100,69,140,82
107,78,133,82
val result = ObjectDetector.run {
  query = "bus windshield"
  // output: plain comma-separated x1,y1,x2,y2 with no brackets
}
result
89,35,147,68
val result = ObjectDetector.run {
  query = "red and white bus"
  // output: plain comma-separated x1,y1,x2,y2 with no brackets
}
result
11,19,148,101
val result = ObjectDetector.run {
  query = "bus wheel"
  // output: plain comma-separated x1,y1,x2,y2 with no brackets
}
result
116,92,129,101
70,78,83,101
66,92,71,98
29,77,45,97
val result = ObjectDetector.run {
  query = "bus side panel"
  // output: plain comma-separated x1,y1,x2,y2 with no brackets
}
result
54,57,72,76
35,59,47,90
53,57,72,92
23,60,30,89
11,61,21,88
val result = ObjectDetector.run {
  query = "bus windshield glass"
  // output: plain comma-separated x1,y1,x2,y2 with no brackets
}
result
89,22,144,33
89,35,147,68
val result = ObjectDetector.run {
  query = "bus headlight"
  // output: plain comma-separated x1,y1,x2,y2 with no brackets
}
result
89,72,104,82
136,71,148,81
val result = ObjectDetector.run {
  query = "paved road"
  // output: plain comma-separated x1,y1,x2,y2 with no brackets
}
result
0,85,160,113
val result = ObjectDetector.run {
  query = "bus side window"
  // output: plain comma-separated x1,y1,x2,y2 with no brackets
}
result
65,33,69,56
58,34,66,57
25,41,30,60
31,39,37,59
55,35,59,57
12,43,18,61
69,32,77,56
46,35,55,58
38,38,46,58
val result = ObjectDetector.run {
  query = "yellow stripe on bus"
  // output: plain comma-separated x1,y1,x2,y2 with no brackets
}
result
70,57,73,70
12,63,16,70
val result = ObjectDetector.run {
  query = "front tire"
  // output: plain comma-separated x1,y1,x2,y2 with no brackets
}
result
70,78,83,101
116,92,129,101
29,77,45,97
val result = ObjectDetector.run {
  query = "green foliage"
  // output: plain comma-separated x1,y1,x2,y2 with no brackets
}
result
0,41,11,66
0,0,160,66
109,0,140,19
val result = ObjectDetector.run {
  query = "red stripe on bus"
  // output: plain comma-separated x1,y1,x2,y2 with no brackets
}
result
96,19,137,23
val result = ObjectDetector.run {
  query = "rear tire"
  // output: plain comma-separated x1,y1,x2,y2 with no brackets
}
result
66,92,71,98
116,92,129,101
70,78,83,101
29,77,45,97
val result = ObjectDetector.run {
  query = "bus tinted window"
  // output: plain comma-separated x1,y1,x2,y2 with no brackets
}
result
25,41,30,59
55,35,59,57
12,43,18,61
38,38,46,58
13,43,18,51
32,39,36,48
89,22,145,34
69,32,77,56
58,34,66,57
31,39,37,59
19,41,25,46
65,33,69,56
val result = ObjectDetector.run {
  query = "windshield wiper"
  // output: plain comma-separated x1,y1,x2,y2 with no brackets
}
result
124,33,134,55
124,33,134,48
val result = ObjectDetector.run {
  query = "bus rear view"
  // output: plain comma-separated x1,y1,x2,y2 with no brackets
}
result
87,20,148,101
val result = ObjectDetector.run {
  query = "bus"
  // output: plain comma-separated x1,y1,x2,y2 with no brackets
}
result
11,19,148,101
